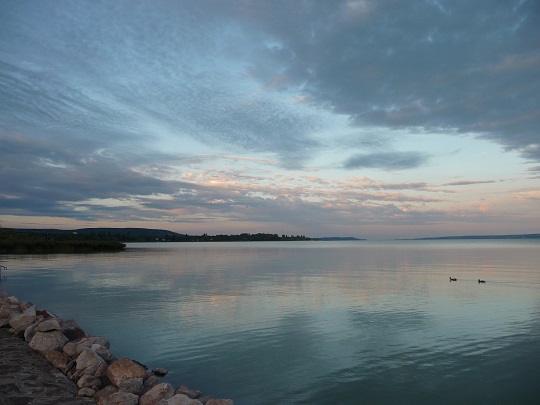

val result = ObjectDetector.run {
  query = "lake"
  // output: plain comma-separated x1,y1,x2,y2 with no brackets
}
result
1,240,540,404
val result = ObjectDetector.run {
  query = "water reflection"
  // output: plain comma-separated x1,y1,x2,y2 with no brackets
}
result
1,240,540,404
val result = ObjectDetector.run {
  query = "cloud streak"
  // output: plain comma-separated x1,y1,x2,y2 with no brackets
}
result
343,152,430,170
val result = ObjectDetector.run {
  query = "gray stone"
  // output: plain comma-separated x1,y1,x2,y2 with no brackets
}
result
8,306,37,335
76,347,104,369
36,318,62,332
94,384,119,401
78,387,96,397
117,377,143,394
139,382,175,405
45,349,75,374
63,340,80,357
152,367,168,377
23,316,45,342
77,374,103,390
176,384,201,399
141,375,161,395
61,319,86,341
91,343,114,362
29,330,69,354
76,336,111,355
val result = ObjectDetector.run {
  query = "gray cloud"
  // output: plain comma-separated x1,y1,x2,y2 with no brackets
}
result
231,0,540,158
444,180,497,186
343,152,429,170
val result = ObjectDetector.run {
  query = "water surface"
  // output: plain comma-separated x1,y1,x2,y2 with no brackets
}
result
1,240,539,404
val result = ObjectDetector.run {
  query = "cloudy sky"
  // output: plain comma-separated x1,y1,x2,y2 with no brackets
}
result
1,0,539,239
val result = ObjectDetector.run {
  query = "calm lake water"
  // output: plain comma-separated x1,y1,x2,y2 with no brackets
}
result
1,240,540,404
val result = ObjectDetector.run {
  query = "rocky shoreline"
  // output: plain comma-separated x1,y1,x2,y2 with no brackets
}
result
0,291,233,405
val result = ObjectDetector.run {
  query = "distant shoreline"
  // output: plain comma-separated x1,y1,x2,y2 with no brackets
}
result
407,234,540,240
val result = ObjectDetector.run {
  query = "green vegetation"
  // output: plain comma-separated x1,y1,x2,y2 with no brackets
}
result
3,228,312,244
0,229,125,254
179,233,311,242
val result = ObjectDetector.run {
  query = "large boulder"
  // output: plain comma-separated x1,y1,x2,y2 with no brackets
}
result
76,336,111,355
9,306,37,335
29,330,69,354
176,384,201,399
139,382,175,405
0,297,22,327
36,318,62,332
77,374,103,390
63,340,80,357
45,350,75,374
23,317,46,342
60,319,86,341
91,343,115,362
94,384,119,402
141,375,161,395
76,347,105,369
117,377,144,394
107,358,147,387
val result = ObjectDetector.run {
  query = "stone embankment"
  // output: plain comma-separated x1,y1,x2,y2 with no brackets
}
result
0,291,233,405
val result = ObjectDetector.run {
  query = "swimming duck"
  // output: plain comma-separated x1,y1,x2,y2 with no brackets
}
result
478,279,486,283
449,277,457,281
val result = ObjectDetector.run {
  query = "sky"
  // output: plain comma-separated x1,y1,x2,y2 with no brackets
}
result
1,0,539,239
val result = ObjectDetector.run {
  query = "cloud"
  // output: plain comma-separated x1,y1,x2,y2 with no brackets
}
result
444,180,498,186
231,0,540,159
343,152,429,170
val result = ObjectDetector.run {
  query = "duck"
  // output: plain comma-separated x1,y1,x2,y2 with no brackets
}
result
478,279,486,283
449,277,457,282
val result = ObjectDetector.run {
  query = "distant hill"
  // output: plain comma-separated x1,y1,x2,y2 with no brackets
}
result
412,234,540,240
4,228,311,242
9,227,186,238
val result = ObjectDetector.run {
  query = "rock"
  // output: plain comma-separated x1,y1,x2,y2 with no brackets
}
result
99,391,139,405
23,316,45,342
63,340,80,357
159,394,203,405
76,347,105,369
91,343,114,362
36,309,52,317
176,384,201,399
141,375,161,394
19,301,34,311
152,367,168,377
107,358,147,387
117,377,143,394
0,317,10,328
139,382,175,405
29,330,69,354
0,300,21,327
76,336,111,355
36,318,62,332
78,387,96,397
61,319,86,341
77,374,102,390
94,384,119,401
8,306,37,335
45,349,75,374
